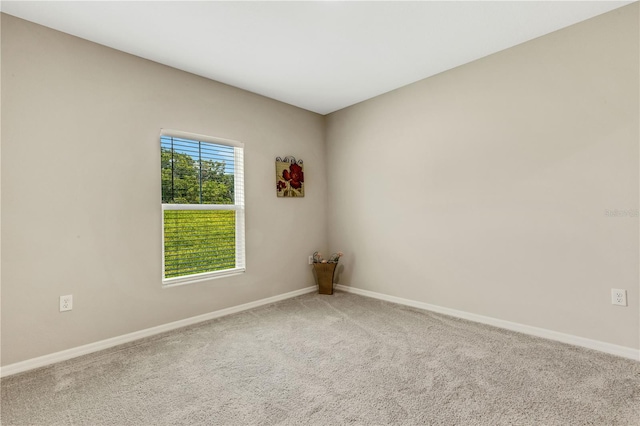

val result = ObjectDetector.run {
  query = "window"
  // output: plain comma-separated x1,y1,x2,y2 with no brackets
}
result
160,129,245,286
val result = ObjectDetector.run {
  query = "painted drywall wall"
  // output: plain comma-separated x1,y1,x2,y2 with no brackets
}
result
0,14,327,365
326,4,640,349
0,10,3,369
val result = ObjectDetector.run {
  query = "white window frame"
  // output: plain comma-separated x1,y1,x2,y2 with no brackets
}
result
160,129,245,287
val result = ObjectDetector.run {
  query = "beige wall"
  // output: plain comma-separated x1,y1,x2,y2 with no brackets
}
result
0,9,3,368
326,4,640,349
1,14,328,365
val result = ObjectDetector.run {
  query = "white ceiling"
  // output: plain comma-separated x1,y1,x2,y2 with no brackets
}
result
1,1,633,115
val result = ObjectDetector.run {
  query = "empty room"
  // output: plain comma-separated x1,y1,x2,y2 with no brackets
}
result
1,1,639,425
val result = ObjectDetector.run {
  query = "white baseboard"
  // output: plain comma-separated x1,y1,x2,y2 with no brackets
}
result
0,286,317,378
335,284,640,362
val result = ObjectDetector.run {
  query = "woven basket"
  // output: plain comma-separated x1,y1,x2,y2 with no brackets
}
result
312,263,337,295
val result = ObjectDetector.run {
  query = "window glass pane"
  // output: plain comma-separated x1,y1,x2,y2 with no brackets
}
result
164,210,236,278
161,136,235,205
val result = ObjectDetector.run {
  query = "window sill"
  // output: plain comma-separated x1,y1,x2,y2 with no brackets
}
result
162,268,246,288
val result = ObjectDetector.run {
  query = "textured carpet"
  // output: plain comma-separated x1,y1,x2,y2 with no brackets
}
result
2,291,639,425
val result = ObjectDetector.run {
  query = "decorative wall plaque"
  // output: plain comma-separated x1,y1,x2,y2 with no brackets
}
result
276,156,304,197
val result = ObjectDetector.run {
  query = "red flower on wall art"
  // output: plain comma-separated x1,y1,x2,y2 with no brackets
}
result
275,156,304,197
283,163,304,189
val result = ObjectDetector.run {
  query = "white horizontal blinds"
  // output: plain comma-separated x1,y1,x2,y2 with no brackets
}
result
234,147,245,269
160,131,245,283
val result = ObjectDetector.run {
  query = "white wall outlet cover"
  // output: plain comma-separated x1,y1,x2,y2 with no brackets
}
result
611,289,627,306
60,295,73,312
308,256,314,265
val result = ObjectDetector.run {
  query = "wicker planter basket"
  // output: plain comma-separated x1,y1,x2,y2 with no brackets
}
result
312,262,337,295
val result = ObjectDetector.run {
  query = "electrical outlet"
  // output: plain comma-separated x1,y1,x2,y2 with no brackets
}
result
60,295,73,312
611,289,627,306
308,255,314,265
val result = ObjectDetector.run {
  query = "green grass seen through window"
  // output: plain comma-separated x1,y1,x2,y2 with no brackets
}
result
164,210,236,278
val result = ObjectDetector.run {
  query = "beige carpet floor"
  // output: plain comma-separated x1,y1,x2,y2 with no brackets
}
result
1,290,639,425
